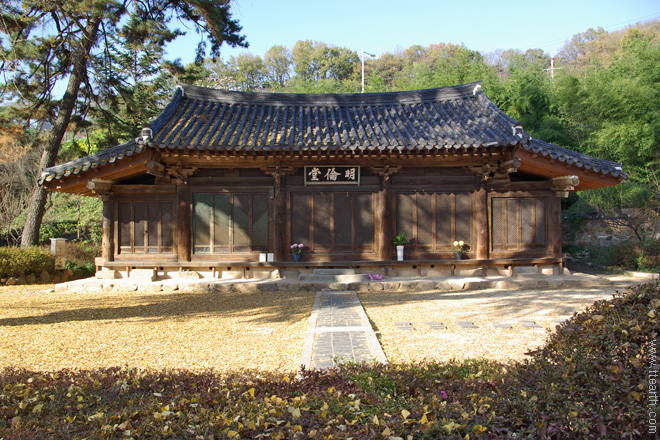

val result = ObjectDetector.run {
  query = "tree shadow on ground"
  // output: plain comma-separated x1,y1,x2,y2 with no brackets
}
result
359,282,635,320
0,289,316,327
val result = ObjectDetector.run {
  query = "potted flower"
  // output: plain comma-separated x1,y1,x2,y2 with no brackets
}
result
453,240,465,259
290,243,304,261
393,233,408,261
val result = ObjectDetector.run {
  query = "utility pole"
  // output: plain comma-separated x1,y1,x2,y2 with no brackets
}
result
362,51,375,93
544,55,562,79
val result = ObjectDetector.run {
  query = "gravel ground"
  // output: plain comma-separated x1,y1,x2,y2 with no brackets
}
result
0,277,641,373
359,279,636,364
0,285,314,374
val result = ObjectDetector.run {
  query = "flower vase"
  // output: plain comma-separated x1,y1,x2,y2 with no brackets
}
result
396,245,404,261
454,253,463,260
293,254,301,262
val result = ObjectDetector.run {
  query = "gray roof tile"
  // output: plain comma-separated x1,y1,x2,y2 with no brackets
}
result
40,82,626,184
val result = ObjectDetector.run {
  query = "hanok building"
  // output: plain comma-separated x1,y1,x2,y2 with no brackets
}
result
40,82,626,280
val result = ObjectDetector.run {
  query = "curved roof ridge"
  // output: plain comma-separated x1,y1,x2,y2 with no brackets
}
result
178,81,483,106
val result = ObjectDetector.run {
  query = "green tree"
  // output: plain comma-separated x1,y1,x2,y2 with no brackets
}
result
0,0,246,246
225,53,266,91
264,45,292,90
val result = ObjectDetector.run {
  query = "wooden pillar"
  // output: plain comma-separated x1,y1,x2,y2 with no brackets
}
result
377,179,392,261
262,166,296,262
273,174,287,262
86,179,115,264
177,181,191,262
101,195,114,262
371,165,400,261
548,195,562,258
475,186,489,260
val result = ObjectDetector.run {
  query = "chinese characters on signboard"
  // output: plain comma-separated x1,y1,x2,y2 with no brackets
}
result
304,166,360,185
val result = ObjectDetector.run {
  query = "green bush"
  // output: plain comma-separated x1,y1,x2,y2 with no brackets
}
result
0,246,55,279
611,239,660,272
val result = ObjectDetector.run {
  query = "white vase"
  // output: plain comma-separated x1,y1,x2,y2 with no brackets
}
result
396,245,404,261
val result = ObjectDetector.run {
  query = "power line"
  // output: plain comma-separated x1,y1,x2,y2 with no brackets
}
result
522,12,660,53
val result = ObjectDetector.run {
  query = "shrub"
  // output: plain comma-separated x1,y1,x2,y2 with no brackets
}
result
0,246,55,279
612,239,660,272
0,282,655,439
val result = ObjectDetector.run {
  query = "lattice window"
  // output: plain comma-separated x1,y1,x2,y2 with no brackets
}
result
193,192,269,255
291,191,375,255
396,191,473,254
491,197,547,252
118,201,174,255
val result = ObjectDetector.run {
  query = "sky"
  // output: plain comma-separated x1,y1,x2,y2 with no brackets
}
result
166,0,660,63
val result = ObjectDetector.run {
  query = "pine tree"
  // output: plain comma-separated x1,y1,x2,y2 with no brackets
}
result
0,0,246,246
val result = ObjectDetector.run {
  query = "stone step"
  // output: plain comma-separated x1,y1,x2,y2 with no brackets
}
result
299,273,370,283
312,268,356,275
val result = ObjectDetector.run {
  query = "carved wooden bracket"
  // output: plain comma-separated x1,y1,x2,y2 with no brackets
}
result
466,158,521,184
167,166,198,184
551,175,580,198
369,165,402,183
261,166,297,185
86,179,114,200
146,160,166,178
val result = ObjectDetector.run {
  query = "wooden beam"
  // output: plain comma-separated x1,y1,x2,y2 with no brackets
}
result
146,160,166,177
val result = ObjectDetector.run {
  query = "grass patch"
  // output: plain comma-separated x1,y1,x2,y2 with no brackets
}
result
1,282,656,439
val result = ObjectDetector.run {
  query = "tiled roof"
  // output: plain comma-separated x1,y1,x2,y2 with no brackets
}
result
524,138,627,180
39,139,144,184
144,82,526,152
39,82,626,184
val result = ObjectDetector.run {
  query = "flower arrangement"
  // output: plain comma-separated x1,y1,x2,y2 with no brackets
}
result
453,240,465,254
290,243,304,255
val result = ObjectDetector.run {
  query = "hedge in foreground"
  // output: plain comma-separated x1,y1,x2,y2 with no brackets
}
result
1,282,656,439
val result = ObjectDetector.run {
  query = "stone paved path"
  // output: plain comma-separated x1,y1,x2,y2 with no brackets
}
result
300,290,387,370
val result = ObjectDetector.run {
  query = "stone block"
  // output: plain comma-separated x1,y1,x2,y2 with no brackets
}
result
258,282,279,292
26,273,37,284
414,280,437,291
276,282,300,293
457,268,481,277
179,270,203,280
96,269,119,280
220,270,243,280
114,284,138,293
161,284,179,294
138,284,163,294
230,283,257,293
129,269,156,282
368,282,385,291
38,271,51,283
312,268,356,275
178,283,211,293
298,282,326,292
512,266,540,279
377,281,399,291
435,280,452,291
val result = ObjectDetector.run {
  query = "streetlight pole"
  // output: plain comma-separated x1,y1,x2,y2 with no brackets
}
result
361,51,375,93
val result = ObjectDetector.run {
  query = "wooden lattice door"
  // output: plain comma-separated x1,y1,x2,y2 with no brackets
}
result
290,191,375,259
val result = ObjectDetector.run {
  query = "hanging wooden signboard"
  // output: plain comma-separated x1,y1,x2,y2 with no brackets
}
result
304,166,360,185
